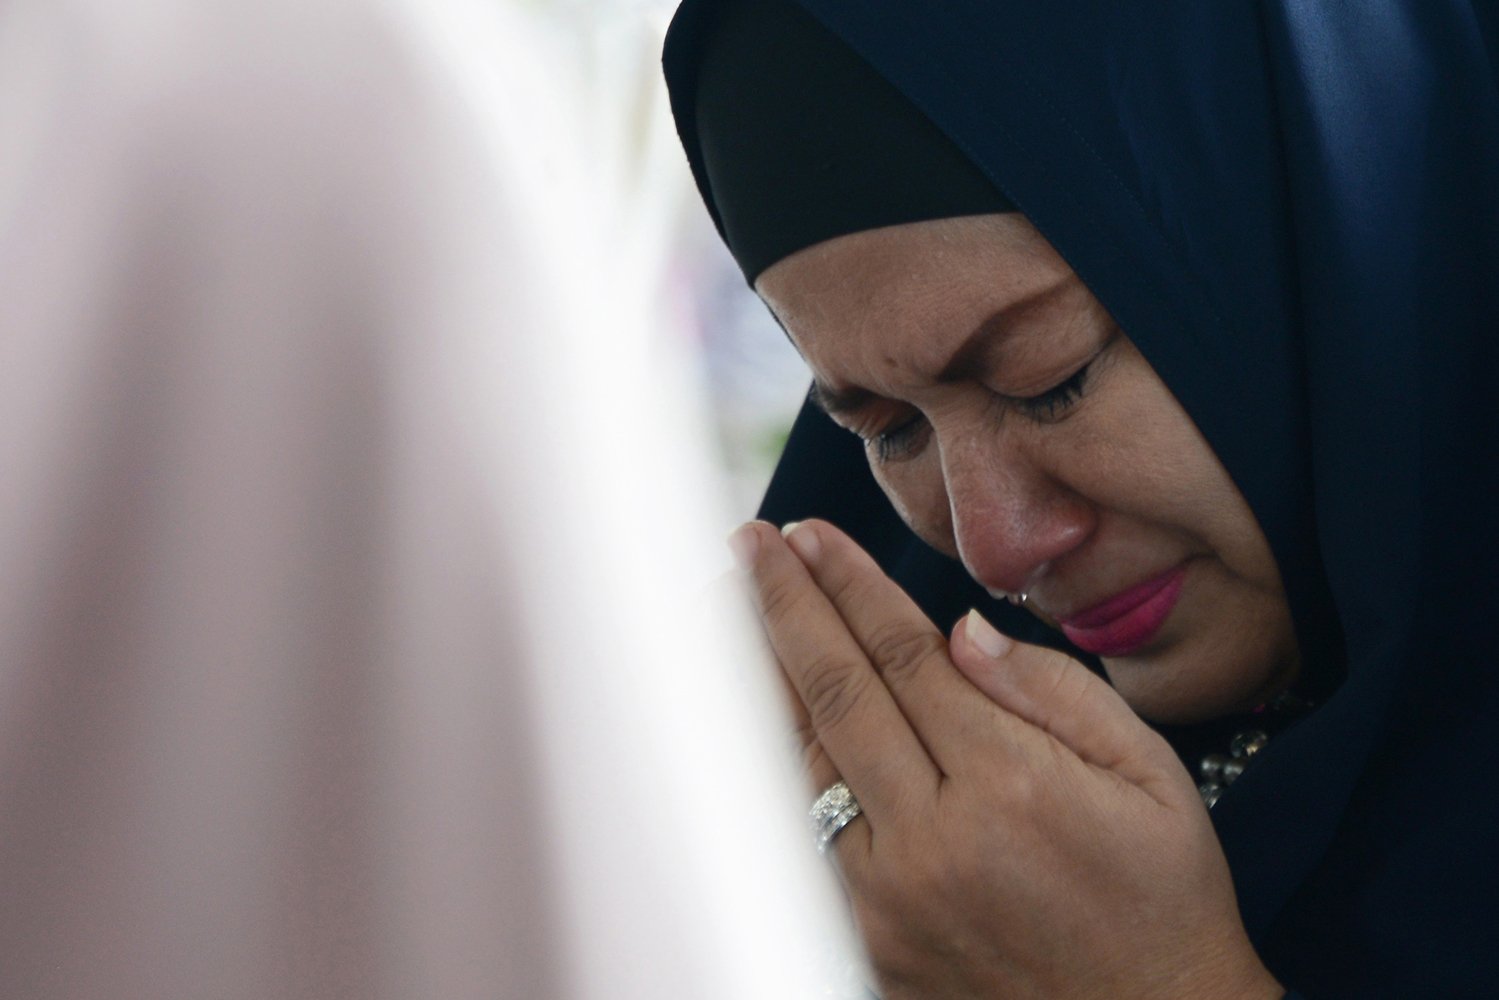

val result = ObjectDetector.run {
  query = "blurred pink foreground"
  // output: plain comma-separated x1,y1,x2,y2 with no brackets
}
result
0,1,859,997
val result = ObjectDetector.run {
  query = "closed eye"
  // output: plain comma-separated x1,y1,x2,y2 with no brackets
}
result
864,359,1089,462
868,413,929,463
1012,361,1091,422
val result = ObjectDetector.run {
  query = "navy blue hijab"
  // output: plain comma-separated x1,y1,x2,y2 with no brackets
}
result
665,2,1499,995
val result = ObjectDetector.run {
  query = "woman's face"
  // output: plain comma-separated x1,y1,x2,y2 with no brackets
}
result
755,213,1299,723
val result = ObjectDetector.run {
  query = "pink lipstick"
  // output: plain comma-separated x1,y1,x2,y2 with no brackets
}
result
1059,565,1188,657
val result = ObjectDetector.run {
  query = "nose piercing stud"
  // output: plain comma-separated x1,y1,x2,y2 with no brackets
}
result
1007,592,1029,607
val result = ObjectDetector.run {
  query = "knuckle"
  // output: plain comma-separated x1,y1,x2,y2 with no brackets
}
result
800,652,872,732
821,560,872,611
791,715,819,749
801,741,833,779
864,621,947,686
990,761,1041,808
755,571,807,629
1039,655,1090,711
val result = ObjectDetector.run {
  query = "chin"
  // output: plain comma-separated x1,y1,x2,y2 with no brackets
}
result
1094,578,1302,724
1102,644,1297,726
1106,673,1225,725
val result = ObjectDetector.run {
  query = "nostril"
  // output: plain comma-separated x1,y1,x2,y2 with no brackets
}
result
984,564,1051,606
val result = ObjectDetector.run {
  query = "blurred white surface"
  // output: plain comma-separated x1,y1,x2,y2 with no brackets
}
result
523,0,811,520
0,0,861,996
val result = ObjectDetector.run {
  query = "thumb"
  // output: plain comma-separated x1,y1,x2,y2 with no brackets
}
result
950,609,1187,803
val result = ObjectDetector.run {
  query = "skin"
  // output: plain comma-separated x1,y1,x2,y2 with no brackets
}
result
729,522,1283,999
729,213,1300,997
754,213,1299,724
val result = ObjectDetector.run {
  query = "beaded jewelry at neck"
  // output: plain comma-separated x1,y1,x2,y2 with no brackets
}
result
1197,691,1313,809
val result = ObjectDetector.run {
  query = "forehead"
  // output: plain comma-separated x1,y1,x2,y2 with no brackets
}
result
754,213,1075,383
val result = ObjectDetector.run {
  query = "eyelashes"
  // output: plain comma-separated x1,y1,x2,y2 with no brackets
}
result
866,360,1095,463
870,415,929,463
1015,364,1089,422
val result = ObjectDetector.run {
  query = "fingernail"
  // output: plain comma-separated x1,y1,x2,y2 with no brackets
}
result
964,608,1012,659
727,524,760,569
783,521,821,562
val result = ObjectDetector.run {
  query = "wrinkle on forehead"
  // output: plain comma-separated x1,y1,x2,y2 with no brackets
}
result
756,215,1085,396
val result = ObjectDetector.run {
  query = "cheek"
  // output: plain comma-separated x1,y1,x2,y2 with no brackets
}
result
1098,397,1261,543
870,456,960,558
1078,380,1284,593
1061,362,1228,521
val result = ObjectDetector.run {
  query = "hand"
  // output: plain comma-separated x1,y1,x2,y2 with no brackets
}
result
730,518,1282,1000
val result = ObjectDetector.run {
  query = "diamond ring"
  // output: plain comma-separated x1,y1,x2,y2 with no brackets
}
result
809,780,863,854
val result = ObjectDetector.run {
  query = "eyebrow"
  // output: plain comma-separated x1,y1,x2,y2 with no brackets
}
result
808,380,875,417
807,278,1070,419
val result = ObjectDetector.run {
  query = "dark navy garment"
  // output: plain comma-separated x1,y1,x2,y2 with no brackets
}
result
666,2,1499,995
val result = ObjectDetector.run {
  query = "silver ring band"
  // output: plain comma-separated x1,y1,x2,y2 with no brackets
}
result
809,780,863,854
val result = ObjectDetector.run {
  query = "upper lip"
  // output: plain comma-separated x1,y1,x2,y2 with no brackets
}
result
1050,564,1187,629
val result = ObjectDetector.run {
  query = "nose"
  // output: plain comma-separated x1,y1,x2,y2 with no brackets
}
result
941,436,1095,596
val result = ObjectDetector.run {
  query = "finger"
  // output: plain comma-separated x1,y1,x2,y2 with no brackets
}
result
763,644,873,875
822,795,874,874
706,560,847,797
719,539,877,881
782,519,1007,776
731,520,940,817
783,664,842,793
796,713,873,877
949,608,1189,805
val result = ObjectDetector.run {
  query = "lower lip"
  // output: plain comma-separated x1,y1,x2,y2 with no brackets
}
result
1059,565,1188,657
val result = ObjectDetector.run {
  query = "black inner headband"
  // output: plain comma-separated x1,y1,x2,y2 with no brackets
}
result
693,0,1015,284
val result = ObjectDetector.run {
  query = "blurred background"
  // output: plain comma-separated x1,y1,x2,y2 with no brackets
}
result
517,0,810,519
0,2,869,995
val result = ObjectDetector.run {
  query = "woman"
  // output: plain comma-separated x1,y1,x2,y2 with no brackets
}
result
665,0,1499,996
